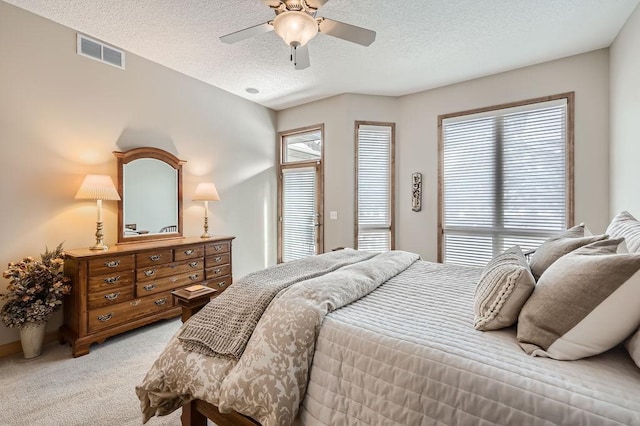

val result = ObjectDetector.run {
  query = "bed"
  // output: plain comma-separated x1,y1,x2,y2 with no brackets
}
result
136,246,640,426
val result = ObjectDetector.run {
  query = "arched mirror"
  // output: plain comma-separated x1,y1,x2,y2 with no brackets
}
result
113,147,185,243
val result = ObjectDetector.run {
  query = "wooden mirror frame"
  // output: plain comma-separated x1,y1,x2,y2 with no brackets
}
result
113,147,186,244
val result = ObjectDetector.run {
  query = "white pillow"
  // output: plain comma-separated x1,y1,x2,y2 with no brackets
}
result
625,328,640,368
606,210,640,253
517,238,640,360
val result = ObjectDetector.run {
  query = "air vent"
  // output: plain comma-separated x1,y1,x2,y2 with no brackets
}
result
76,33,125,70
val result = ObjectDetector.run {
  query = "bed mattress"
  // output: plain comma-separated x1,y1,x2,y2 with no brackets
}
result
300,261,640,425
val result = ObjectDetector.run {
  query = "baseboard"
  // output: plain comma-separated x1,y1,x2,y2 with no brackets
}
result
0,331,59,359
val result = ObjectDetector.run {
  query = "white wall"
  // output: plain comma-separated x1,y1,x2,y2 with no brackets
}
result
0,2,277,346
278,50,611,261
610,4,640,217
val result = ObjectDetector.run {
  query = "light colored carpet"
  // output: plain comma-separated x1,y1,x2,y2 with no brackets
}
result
0,318,186,426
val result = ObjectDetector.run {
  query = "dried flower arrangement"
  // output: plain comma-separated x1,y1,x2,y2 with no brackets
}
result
0,243,71,328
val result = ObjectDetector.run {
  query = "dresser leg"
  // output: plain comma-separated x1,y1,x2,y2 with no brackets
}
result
72,341,91,357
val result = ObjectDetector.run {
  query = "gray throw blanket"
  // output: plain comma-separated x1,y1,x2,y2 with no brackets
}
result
178,249,378,359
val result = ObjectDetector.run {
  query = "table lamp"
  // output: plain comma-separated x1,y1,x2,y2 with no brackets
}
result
75,174,121,250
193,182,220,238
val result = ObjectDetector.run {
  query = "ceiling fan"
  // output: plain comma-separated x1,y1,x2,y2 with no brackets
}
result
219,0,376,70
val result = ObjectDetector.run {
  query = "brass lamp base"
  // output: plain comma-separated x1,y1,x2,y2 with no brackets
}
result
200,216,211,239
89,221,109,250
90,243,109,251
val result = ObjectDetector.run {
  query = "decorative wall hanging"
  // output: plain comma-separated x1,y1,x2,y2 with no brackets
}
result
412,172,422,212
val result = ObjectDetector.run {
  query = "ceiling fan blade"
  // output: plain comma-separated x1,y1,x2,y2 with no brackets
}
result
305,0,330,10
318,18,376,46
220,22,273,44
294,45,310,70
260,0,282,8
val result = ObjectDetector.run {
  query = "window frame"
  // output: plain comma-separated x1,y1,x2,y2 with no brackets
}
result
437,92,575,263
354,120,396,251
277,124,325,263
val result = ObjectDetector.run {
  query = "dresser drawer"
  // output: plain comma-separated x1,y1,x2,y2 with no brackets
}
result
137,258,204,282
87,286,134,309
88,255,135,275
174,244,205,261
136,249,173,268
205,253,230,268
136,271,204,296
88,291,173,333
88,271,135,293
206,264,231,280
208,275,232,293
205,241,230,255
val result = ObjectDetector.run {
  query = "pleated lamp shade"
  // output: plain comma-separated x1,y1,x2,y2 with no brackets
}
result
193,182,220,201
75,175,121,201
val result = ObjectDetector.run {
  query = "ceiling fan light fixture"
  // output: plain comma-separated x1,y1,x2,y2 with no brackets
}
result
273,11,318,47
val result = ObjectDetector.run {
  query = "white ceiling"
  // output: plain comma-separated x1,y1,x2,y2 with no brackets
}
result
5,0,639,110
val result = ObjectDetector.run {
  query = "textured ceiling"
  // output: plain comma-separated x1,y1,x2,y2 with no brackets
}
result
5,0,639,110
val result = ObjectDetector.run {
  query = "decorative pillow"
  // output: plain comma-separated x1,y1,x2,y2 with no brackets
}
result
625,328,640,368
473,246,535,331
528,224,607,280
606,210,640,253
517,238,640,360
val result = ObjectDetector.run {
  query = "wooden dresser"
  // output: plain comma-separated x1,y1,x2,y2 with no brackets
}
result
60,236,234,357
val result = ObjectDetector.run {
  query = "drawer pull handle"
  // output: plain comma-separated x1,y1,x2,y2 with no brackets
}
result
213,268,221,275
189,261,199,268
149,254,162,261
130,300,141,307
214,245,223,251
105,260,120,268
214,256,222,262
98,313,113,322
189,274,199,281
154,298,167,306
143,284,156,291
104,292,120,301
219,281,227,288
144,269,155,277
184,249,194,255
104,275,121,284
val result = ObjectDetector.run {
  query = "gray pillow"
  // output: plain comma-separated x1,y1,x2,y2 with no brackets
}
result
529,224,607,280
517,238,640,360
474,246,535,331
606,210,640,253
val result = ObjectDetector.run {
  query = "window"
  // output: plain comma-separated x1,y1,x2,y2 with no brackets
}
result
278,126,324,262
439,93,574,266
355,122,395,252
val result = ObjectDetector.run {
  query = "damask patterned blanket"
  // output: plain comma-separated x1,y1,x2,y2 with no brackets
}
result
136,250,420,425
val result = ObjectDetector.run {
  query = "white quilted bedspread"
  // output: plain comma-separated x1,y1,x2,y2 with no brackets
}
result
300,261,640,425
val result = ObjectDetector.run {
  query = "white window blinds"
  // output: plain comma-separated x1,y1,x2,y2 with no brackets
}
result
442,98,570,266
282,167,317,262
356,123,394,252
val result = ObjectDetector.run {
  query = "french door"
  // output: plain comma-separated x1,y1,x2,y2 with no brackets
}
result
278,125,324,263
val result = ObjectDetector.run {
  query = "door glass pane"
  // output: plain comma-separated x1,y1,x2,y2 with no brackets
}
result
282,167,317,262
283,130,322,163
357,229,390,253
